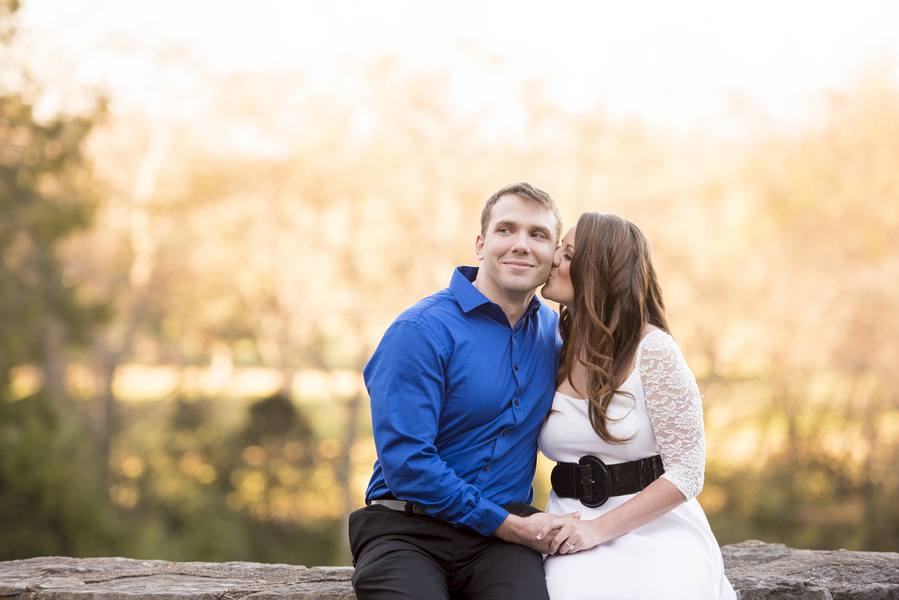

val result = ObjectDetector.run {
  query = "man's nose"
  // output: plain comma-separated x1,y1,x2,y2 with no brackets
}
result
511,232,531,253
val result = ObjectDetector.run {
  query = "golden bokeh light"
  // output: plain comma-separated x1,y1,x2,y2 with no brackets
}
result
4,0,899,563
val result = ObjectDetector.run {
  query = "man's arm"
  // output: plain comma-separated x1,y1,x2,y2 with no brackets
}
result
367,319,509,534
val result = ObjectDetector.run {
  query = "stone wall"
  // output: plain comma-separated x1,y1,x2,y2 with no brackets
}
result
1,541,897,600
723,540,899,599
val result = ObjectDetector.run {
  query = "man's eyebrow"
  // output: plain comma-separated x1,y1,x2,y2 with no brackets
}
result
492,220,553,236
530,224,553,236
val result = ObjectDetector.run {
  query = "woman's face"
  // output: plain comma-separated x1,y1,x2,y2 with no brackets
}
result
541,225,576,309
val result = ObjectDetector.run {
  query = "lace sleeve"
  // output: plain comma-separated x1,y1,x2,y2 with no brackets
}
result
637,331,705,500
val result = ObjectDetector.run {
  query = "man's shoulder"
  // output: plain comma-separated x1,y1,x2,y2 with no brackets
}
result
534,299,559,320
371,288,460,360
394,287,460,327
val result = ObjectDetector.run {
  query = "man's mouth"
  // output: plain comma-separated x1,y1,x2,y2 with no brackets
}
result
504,262,535,272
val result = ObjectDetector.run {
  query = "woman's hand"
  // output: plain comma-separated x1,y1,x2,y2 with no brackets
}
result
537,478,687,555
536,516,606,555
495,511,582,553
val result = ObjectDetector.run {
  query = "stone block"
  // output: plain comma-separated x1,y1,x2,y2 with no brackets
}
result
1,541,897,599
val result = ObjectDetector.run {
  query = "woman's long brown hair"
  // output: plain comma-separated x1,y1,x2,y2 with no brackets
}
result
557,213,670,443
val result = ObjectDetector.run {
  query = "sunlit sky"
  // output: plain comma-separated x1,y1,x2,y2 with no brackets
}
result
12,0,899,130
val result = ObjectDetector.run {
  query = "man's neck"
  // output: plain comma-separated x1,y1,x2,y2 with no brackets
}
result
472,275,535,329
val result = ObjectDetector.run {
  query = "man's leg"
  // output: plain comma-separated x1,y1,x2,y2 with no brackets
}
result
349,505,452,600
353,543,450,600
451,533,550,600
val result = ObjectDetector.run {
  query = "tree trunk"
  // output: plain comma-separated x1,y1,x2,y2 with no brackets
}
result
39,311,68,405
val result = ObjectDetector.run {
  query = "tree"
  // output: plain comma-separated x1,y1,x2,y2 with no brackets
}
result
0,1,115,559
700,66,899,551
0,93,103,404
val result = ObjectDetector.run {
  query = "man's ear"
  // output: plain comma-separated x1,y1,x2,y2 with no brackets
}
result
474,235,485,261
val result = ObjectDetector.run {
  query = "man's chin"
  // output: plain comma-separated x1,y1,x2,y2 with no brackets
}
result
505,278,549,297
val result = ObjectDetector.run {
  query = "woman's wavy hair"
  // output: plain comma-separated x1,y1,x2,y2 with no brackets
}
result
557,212,670,443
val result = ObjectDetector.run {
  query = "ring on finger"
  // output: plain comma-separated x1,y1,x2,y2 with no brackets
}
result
566,542,575,550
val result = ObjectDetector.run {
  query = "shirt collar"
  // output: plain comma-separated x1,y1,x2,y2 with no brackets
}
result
450,266,545,316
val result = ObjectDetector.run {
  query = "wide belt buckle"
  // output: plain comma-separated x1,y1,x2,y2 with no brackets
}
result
577,455,612,508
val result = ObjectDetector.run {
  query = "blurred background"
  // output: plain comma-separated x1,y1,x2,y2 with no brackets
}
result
2,0,898,565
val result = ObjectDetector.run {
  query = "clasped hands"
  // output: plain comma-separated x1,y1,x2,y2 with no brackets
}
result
496,510,602,555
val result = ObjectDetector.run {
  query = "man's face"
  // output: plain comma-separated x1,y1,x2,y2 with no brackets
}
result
475,194,558,300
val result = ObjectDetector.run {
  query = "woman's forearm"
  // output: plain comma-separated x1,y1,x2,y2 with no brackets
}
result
585,477,686,545
539,477,688,554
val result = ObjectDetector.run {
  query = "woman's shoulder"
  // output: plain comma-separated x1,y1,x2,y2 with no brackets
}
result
639,324,669,345
641,323,663,337
636,325,680,360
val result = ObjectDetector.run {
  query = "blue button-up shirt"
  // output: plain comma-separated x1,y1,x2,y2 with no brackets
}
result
363,266,560,535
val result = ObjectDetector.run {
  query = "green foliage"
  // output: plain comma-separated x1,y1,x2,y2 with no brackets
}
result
243,393,314,445
0,393,116,559
0,391,343,564
103,395,342,565
0,88,342,564
0,93,105,389
706,452,899,552
0,89,117,560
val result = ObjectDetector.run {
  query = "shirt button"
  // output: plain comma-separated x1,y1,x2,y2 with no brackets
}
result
514,400,520,406
502,430,507,436
478,524,483,531
485,465,490,471
514,365,519,370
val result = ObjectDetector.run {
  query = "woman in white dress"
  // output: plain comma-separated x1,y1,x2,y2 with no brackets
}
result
538,213,736,600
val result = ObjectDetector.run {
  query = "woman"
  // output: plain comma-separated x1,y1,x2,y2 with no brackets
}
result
538,213,735,599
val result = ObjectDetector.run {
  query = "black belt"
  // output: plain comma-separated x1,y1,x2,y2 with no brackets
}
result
368,497,541,519
551,455,664,508
369,498,429,516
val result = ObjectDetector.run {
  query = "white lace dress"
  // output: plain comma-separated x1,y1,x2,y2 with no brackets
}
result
539,330,736,599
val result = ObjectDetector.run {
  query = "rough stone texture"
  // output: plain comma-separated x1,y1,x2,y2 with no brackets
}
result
0,558,354,600
722,540,899,599
0,541,896,599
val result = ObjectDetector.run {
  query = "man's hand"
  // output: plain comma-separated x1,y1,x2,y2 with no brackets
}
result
493,511,581,553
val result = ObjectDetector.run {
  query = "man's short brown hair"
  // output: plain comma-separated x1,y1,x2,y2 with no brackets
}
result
481,182,563,243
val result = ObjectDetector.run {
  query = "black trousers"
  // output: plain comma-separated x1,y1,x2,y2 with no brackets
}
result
349,504,550,600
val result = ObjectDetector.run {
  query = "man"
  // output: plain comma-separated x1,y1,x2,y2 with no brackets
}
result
349,182,575,600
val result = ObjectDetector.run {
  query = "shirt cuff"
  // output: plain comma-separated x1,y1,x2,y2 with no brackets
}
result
456,497,508,535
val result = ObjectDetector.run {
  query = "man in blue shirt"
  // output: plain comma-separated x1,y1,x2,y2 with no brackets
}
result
349,182,577,600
